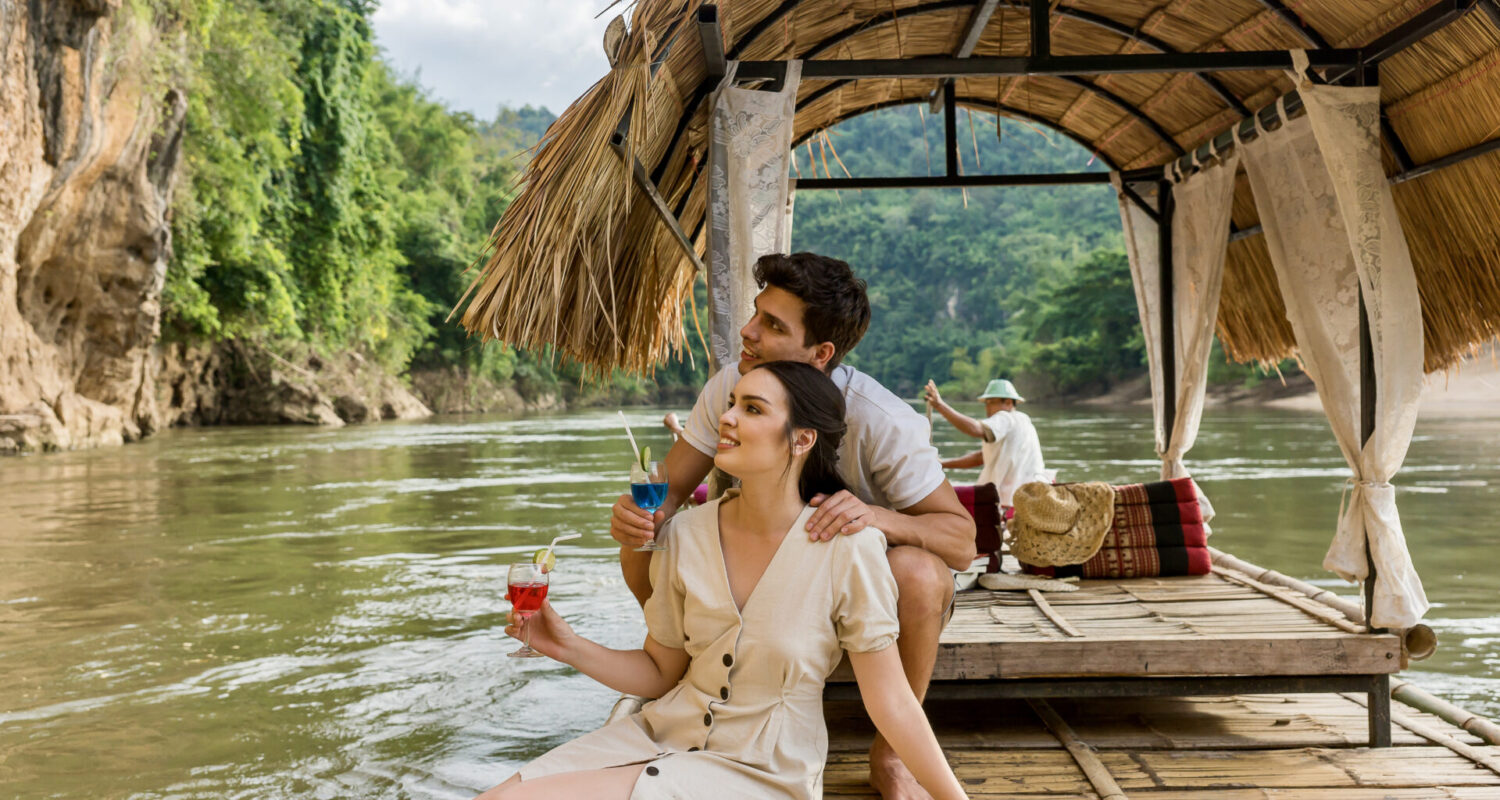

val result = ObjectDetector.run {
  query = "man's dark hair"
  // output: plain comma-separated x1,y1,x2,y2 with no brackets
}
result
752,252,871,370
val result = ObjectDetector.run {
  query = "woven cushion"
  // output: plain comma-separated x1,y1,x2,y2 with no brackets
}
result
1018,477,1211,578
953,483,1002,572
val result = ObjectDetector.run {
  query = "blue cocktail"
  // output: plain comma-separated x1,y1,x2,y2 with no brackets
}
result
631,459,670,552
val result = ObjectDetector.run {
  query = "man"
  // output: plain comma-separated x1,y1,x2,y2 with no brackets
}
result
612,252,975,800
923,378,1049,510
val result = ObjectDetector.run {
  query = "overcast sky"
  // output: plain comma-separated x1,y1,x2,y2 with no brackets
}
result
371,0,618,118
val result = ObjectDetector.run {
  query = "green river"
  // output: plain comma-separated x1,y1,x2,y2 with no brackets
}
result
2,405,1496,798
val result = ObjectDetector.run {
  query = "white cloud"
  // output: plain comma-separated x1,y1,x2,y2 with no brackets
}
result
372,0,617,117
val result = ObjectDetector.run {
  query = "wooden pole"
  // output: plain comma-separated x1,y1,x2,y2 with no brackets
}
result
1209,548,1438,661
1391,678,1500,744
1028,700,1128,800
1343,691,1500,775
1158,180,1177,458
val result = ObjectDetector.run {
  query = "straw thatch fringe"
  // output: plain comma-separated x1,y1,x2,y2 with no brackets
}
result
459,0,1500,375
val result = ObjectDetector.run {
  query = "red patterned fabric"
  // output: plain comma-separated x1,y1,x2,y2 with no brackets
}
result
1020,477,1210,578
954,484,1003,573
1022,546,1212,579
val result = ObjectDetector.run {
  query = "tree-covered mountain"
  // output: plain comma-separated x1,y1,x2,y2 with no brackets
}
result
154,0,1271,411
791,107,1135,398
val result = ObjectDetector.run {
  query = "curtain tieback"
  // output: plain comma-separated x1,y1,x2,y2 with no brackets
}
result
1337,478,1394,524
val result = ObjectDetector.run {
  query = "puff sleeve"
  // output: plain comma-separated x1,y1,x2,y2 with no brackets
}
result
831,528,900,653
642,517,687,649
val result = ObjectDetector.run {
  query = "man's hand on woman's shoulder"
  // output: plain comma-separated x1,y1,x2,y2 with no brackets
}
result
805,490,873,541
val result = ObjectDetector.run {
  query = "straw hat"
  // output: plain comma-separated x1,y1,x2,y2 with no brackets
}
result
1009,481,1116,567
978,379,1025,402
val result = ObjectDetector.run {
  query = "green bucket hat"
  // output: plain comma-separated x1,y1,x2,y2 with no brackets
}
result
978,378,1025,403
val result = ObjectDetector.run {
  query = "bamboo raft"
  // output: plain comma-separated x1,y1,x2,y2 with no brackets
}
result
818,551,1500,798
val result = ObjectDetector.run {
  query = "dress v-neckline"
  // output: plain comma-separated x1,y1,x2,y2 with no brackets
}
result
714,496,806,616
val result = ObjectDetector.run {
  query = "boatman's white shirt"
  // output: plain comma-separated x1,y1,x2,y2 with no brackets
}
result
977,409,1047,506
683,365,946,510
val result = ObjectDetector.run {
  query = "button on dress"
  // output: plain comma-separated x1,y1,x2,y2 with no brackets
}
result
517,493,900,798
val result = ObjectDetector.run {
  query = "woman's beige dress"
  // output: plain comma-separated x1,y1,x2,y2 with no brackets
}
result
517,493,899,798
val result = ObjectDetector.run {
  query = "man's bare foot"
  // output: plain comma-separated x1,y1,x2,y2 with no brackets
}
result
869,735,934,800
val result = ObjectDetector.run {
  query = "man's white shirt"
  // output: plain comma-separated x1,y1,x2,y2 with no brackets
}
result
977,409,1047,506
683,365,945,510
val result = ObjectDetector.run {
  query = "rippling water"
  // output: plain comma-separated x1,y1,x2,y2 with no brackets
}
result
1,405,1496,798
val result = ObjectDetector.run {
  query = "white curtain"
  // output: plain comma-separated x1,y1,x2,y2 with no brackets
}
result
705,61,801,370
1237,51,1427,629
1111,176,1164,452
1110,157,1238,523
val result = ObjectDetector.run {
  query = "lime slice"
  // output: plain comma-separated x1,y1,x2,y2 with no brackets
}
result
532,548,556,574
640,445,651,471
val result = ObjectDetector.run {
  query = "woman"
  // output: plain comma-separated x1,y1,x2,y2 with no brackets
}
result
476,361,968,800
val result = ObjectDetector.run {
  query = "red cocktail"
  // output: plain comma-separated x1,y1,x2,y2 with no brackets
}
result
507,562,550,658
507,580,549,615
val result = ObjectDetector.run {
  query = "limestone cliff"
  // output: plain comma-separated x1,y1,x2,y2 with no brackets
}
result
1,0,179,453
0,0,430,454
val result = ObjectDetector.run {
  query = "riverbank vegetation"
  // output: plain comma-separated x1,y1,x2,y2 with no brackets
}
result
143,0,1287,411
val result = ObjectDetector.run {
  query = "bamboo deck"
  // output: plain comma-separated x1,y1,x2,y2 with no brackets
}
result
820,561,1500,797
833,565,1401,684
823,693,1500,798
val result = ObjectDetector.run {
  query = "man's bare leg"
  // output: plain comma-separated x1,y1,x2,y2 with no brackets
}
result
870,545,954,800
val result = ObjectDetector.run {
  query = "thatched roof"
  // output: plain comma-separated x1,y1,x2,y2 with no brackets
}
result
460,0,1500,375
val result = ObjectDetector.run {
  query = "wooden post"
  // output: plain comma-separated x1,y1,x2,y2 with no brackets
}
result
1358,287,1391,748
943,81,958,177
1158,180,1177,452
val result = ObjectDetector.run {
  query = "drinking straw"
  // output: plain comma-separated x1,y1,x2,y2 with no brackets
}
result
543,533,582,562
617,410,642,463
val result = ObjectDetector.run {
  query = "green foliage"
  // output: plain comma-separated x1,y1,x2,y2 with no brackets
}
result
1015,250,1145,396
795,108,1124,398
152,4,1268,406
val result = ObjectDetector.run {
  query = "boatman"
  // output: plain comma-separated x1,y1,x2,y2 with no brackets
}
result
611,252,976,800
923,378,1050,513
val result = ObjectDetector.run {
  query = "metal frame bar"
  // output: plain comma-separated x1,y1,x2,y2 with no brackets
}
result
1363,0,1481,64
803,0,971,61
930,0,1000,112
805,73,1184,154
1392,134,1500,184
1062,7,1249,115
1170,0,1479,179
1030,0,1048,57
1485,0,1500,29
789,95,1122,170
697,4,726,80
735,50,1364,81
1120,182,1161,224
659,1,1254,195
1057,75,1185,155
726,0,800,59
608,133,706,274
796,172,1109,190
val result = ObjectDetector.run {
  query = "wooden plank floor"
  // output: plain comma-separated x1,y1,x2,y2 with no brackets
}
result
823,695,1500,798
824,566,1494,797
832,567,1402,683
938,570,1401,679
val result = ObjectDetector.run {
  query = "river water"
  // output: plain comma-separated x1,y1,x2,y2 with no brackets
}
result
2,405,1497,798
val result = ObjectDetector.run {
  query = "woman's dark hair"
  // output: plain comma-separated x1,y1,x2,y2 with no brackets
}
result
753,253,871,370
752,361,849,502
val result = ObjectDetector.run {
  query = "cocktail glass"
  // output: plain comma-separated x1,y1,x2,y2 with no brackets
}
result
506,562,550,658
631,459,670,552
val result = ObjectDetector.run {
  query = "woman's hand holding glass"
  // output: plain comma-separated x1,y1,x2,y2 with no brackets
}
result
506,599,577,662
